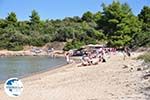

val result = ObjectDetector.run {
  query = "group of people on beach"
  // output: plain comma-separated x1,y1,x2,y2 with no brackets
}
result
80,48,116,66
65,47,117,66
65,46,131,66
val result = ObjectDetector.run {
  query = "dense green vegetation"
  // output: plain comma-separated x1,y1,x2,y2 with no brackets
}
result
0,1,150,51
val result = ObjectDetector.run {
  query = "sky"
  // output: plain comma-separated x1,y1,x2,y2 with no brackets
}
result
0,0,150,21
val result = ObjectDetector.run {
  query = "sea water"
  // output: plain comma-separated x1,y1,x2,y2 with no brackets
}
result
0,56,67,81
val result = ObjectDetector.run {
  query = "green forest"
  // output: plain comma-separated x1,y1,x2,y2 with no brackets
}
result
0,1,150,51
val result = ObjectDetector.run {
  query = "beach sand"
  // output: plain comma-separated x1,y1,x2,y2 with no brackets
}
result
0,52,147,100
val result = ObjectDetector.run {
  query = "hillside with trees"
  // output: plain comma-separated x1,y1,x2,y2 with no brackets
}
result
0,1,150,51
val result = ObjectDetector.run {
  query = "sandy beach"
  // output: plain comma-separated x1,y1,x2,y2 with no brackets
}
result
0,52,148,100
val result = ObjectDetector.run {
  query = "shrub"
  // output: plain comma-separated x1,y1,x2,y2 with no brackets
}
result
63,40,84,51
137,52,150,63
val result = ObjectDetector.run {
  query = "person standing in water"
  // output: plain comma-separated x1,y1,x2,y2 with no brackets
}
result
65,52,74,64
65,52,70,64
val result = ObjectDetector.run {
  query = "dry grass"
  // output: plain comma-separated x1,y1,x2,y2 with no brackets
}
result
137,52,150,63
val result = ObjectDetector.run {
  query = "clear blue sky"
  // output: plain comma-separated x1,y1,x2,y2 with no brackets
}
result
0,0,150,21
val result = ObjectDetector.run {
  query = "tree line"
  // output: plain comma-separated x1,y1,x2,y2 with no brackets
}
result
0,1,150,51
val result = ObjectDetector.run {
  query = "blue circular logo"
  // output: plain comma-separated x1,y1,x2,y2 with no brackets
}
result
4,78,23,97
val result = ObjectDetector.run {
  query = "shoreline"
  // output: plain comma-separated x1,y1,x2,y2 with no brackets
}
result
0,52,148,100
0,55,79,84
0,51,79,85
0,50,65,57
0,50,67,84
0,62,73,81
0,62,68,84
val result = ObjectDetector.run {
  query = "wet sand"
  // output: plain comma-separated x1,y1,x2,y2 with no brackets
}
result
0,52,148,100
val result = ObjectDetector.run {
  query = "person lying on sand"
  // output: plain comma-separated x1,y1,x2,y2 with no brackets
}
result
91,57,99,65
81,55,91,66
